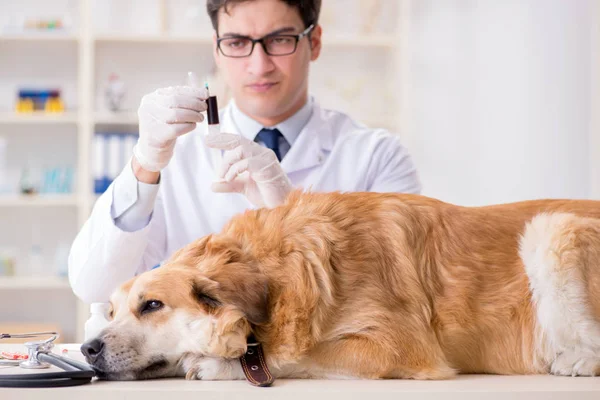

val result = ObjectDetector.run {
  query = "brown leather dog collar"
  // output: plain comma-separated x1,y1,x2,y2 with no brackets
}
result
239,334,274,387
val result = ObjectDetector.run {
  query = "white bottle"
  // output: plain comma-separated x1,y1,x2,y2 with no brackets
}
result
84,303,110,341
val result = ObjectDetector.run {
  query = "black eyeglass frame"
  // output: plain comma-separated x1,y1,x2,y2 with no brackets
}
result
216,24,315,58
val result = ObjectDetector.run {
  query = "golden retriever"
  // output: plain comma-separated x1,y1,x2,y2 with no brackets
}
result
81,190,600,381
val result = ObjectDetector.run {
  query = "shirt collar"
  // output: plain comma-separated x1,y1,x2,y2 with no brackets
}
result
229,97,313,146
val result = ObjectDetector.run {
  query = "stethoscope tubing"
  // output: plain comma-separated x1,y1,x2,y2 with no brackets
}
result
0,352,95,388
0,376,93,388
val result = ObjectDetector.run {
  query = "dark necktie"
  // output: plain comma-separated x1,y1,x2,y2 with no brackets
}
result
255,128,285,162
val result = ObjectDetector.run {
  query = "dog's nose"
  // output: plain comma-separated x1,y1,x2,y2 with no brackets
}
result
81,338,105,362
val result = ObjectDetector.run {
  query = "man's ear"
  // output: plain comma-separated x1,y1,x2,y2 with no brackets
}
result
310,24,322,61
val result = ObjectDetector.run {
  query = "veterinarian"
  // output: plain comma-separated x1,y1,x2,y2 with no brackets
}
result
68,0,421,303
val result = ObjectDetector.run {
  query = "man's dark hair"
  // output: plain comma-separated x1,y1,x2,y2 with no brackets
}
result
206,0,321,33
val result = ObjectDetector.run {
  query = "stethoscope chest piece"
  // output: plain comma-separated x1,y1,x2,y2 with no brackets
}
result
0,331,96,388
19,340,54,369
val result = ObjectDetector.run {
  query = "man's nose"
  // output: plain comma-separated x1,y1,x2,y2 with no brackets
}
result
247,42,275,75
81,338,105,362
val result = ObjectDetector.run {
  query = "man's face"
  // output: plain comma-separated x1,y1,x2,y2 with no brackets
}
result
214,0,321,123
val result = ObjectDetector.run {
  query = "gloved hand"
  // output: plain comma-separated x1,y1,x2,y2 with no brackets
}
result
133,86,208,172
204,133,293,208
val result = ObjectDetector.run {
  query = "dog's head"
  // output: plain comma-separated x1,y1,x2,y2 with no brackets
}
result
81,234,269,380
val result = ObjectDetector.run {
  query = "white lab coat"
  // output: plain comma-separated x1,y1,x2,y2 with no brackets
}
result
68,101,421,303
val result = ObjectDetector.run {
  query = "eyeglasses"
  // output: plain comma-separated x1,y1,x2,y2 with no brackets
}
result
217,24,315,58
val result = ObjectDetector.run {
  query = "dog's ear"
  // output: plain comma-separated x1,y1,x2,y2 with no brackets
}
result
191,278,222,310
168,234,213,265
209,262,270,325
192,268,269,325
199,237,269,325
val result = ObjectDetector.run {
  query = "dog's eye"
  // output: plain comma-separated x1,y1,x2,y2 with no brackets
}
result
141,300,164,314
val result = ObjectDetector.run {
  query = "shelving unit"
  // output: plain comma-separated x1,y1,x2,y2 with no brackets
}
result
94,34,212,44
0,194,79,207
93,111,138,125
0,0,408,342
0,111,79,124
0,34,80,42
0,275,70,289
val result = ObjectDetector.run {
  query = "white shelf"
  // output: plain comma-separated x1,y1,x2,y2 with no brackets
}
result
94,111,138,125
0,194,80,207
0,33,79,42
94,34,212,44
0,111,78,124
0,276,70,289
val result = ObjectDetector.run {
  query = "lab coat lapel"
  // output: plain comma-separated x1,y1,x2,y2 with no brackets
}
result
280,101,332,175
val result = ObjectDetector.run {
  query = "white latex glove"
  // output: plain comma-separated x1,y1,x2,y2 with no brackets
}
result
133,86,208,172
205,133,293,208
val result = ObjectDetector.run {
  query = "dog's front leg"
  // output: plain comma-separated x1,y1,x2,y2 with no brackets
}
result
307,334,456,380
184,357,246,381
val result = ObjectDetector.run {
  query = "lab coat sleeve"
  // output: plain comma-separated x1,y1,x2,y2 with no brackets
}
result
367,133,422,194
68,163,167,304
112,159,160,232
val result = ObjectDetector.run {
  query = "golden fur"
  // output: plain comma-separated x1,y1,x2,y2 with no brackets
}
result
84,191,600,380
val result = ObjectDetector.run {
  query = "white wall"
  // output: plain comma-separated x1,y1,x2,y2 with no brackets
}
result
404,0,593,206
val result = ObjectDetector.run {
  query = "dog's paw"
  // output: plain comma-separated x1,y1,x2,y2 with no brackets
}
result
186,357,245,381
550,352,600,376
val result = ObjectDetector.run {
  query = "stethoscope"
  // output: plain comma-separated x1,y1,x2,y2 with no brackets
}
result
0,332,95,388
